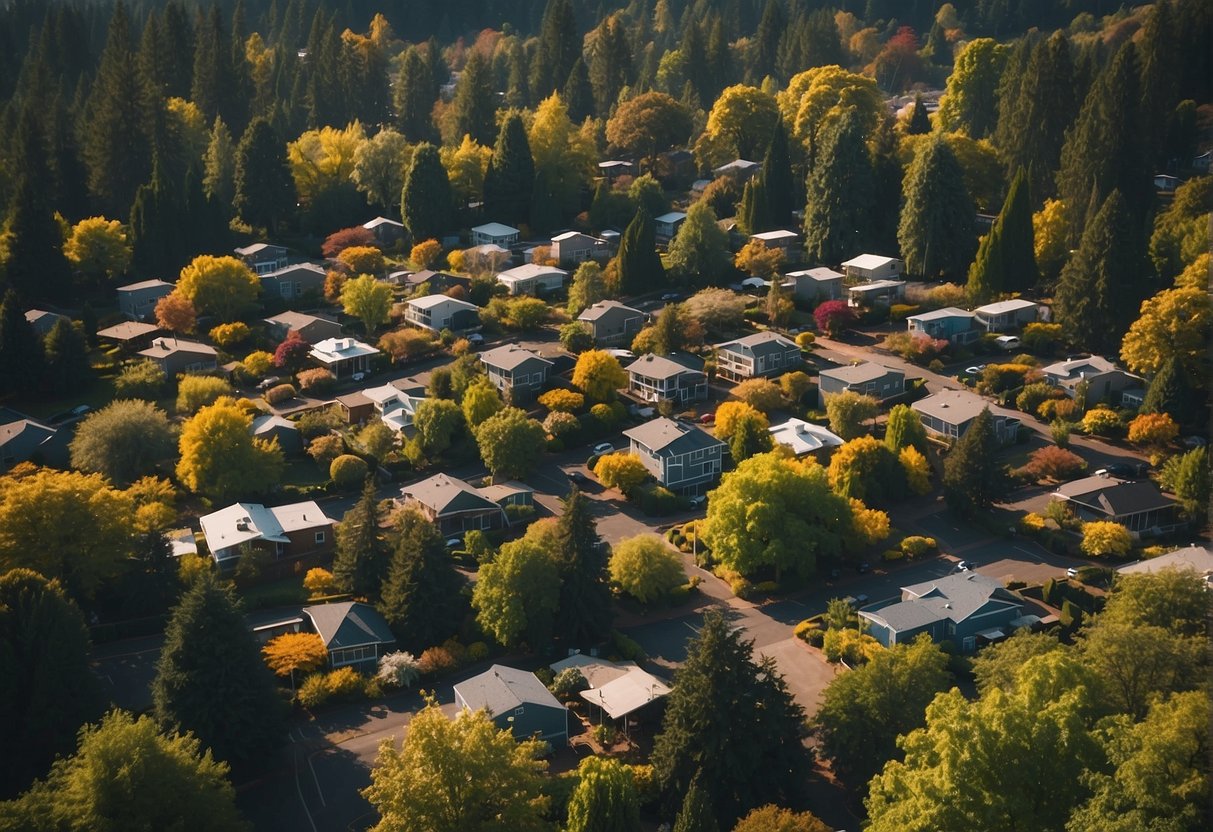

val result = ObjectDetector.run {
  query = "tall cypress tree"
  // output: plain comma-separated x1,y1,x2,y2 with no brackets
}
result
805,107,875,265
753,0,785,81
589,15,631,118
452,50,497,146
401,143,453,242
377,507,465,652
563,57,594,123
332,478,388,599
505,42,531,109
616,206,665,295
553,487,612,646
966,168,1038,302
1,178,73,304
233,117,295,234
942,407,1005,516
531,0,580,98
483,113,535,227
672,771,719,832
43,318,90,395
897,135,975,280
760,120,793,229
0,290,44,397
870,118,904,256
907,93,932,134
394,46,437,143
737,177,769,236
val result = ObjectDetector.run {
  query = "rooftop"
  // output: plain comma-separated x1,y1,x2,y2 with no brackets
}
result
479,343,552,371
715,330,799,358
626,352,703,379
842,253,901,270
262,262,325,278
655,211,687,224
624,417,724,455
864,572,1023,633
1118,545,1213,577
974,299,1039,316
96,321,160,340
750,229,799,242
250,413,298,436
578,299,643,322
117,278,174,291
400,473,501,516
787,267,844,281
304,602,395,649
455,664,566,715
497,263,568,281
311,338,379,362
1053,476,1176,516
908,306,976,322
820,361,899,385
768,418,844,456
406,293,479,311
139,337,217,358
848,279,906,293
472,222,520,237
1041,355,1124,381
363,216,404,229
912,389,1011,425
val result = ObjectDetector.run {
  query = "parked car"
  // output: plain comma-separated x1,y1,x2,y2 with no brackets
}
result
956,560,972,572
995,335,1021,351
1066,567,1079,579
1096,462,1148,479
688,495,706,508
660,292,683,302
69,404,92,417
592,442,615,455
844,594,870,608
607,349,634,360
567,470,588,485
698,412,715,425
964,364,987,376
445,536,463,551
257,376,281,391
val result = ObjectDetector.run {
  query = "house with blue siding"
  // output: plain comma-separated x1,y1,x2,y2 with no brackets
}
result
859,573,1025,653
907,307,980,344
455,665,568,745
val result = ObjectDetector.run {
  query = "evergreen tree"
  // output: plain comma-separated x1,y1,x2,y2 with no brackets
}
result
332,478,388,599
737,177,769,236
202,116,236,206
191,6,238,127
529,166,562,234
617,206,665,295
667,202,731,286
760,120,794,229
1054,190,1149,354
652,303,689,354
907,93,932,134
563,58,595,123
589,15,631,119
505,42,530,109
43,318,89,395
129,175,181,279
942,408,1005,516
377,507,465,652
922,20,951,67
869,118,904,255
483,113,535,227
753,0,786,82
651,609,810,825
1141,355,1204,429
395,46,437,143
453,50,497,146
0,290,44,396
532,0,580,98
1137,0,1181,166
401,144,453,243
152,572,285,763
898,135,975,280
672,771,719,832
967,168,1037,302
805,108,875,266
2,178,73,304
80,302,97,347
234,118,295,233
553,487,612,646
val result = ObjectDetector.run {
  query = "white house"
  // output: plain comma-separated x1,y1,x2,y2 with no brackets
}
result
496,263,568,296
785,267,844,302
471,222,520,248
199,501,333,565
847,279,906,308
550,231,612,266
403,294,481,333
768,418,844,460
748,229,802,263
362,383,425,433
841,254,904,282
974,299,1040,332
310,337,379,379
234,243,289,275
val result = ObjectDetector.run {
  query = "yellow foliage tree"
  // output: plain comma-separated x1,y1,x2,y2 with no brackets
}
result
537,389,585,413
262,632,329,679
900,446,932,495
714,401,768,440
337,245,386,275
1119,286,1212,376
1126,412,1179,448
572,350,628,402
734,239,784,278
593,453,650,493
177,397,284,500
303,567,335,598
1080,521,1132,557
702,84,780,164
778,66,883,149
529,93,596,216
341,274,393,335
286,121,367,205
848,498,891,546
64,217,131,282
440,134,492,207
1033,198,1069,282
1174,252,1209,290
177,255,259,322
410,239,443,270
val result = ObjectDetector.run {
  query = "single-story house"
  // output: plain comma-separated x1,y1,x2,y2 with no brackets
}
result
263,311,344,345
1153,174,1179,193
654,211,687,242
199,501,334,566
260,262,327,301
1051,475,1183,537
911,389,1021,445
454,665,569,744
475,482,534,515
549,654,671,724
841,253,904,282
550,231,612,267
399,473,513,534
907,307,980,344
714,331,801,382
1041,356,1143,408
310,337,379,380
117,279,174,320
627,353,708,404
712,159,759,180
96,320,162,352
335,390,374,425
847,279,906,308
471,222,520,248
785,267,844,303
768,418,844,461
624,417,725,494
250,413,303,455
403,294,480,333
363,216,406,246
479,343,553,402
860,572,1025,653
496,263,568,296
303,602,396,671
749,230,802,264
818,362,905,407
234,243,289,275
362,383,424,433
138,337,219,377
1117,544,1213,585
577,300,646,347
598,160,635,181
0,418,65,471
395,269,468,293
974,299,1040,332
24,309,68,336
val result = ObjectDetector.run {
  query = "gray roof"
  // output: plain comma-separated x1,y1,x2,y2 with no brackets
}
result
479,343,553,372
96,321,160,341
974,299,1039,316
303,602,395,650
788,267,844,282
864,572,1022,633
715,331,799,360
401,473,501,516
1041,355,1122,381
1118,545,1213,576
820,361,900,385
577,300,643,323
626,353,704,380
455,664,566,715
624,417,724,455
1054,476,1175,516
262,262,325,279
117,279,174,292
912,389,1009,426
908,306,976,323
139,337,218,359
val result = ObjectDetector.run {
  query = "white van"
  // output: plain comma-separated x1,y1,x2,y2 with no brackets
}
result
995,335,1021,351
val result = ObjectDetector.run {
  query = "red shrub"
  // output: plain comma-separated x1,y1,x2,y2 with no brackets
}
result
322,226,377,259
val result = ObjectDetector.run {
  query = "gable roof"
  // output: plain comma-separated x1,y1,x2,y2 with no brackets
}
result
234,243,285,257
974,299,1039,316
820,361,900,385
139,337,218,360
624,417,723,455
406,294,479,312
199,501,330,551
912,389,1011,426
864,573,1023,633
787,267,844,281
1053,476,1175,516
1041,355,1124,381
117,278,174,292
363,216,404,230
401,473,501,516
250,413,298,437
577,299,644,323
908,306,976,323
497,263,568,282
0,419,56,451
262,262,325,280
750,229,799,242
842,253,900,270
479,343,553,372
626,353,704,380
472,222,520,237
712,159,758,175
654,211,687,224
715,330,799,360
768,418,844,455
303,602,395,649
455,664,566,715
1118,545,1213,576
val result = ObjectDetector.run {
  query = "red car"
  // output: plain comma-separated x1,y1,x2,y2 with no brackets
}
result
699,412,715,425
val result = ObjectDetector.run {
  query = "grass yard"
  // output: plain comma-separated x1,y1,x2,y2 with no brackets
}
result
239,573,308,610
22,373,118,420
282,458,331,487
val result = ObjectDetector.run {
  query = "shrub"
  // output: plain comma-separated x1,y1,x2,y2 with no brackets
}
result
1019,512,1046,533
1017,446,1088,482
882,331,949,364
264,383,297,405
732,378,784,413
558,321,594,353
813,300,857,335
297,673,330,708
795,331,816,349
977,363,1034,395
1127,412,1179,447
208,321,251,348
297,667,367,709
889,303,920,320
543,410,580,438
330,454,369,486
303,567,335,598
549,668,589,700
793,619,820,641
594,452,650,494
176,374,236,414
308,434,345,466
1081,407,1122,436
882,548,904,561
1080,521,1132,557
538,389,585,413
900,535,937,557
590,402,619,427
323,226,377,258
636,483,677,516
730,577,753,599
753,580,779,593
611,631,648,663
417,646,460,676
466,641,489,662
1021,322,1062,353
822,627,881,665
806,629,826,647
296,368,336,395
376,651,421,689
115,360,167,399
336,245,385,274
1016,382,1062,416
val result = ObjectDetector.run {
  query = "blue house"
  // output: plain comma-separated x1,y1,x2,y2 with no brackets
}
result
454,665,569,745
859,573,1025,653
907,307,980,344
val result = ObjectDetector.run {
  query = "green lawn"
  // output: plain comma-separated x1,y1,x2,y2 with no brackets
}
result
282,458,330,486
22,373,118,420
239,574,308,610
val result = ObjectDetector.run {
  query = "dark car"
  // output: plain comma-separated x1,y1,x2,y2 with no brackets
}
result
1097,462,1148,479
567,470,588,485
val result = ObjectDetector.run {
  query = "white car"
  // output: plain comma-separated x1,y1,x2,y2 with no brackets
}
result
606,349,634,360
964,365,987,376
592,442,615,455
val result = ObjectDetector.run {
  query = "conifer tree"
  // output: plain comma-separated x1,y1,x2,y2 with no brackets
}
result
553,487,612,646
1140,355,1204,429
505,43,531,110
869,118,904,256
672,771,719,832
152,572,285,763
43,318,89,395
531,0,580,98
760,120,794,229
967,168,1037,303
617,206,665,295
332,478,388,599
898,135,975,280
483,113,535,227
377,508,465,652
562,57,594,123
942,408,1005,516
0,290,44,396
1137,0,1181,166
2,178,73,304
395,46,437,143
753,0,785,81
129,175,181,279
907,93,932,134
453,50,497,146
667,202,731,286
652,303,690,355
737,177,769,236
202,116,235,206
191,6,238,127
401,144,453,243
233,118,295,233
805,108,875,265
589,15,631,119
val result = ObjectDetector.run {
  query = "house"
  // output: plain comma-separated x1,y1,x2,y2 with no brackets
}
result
96,320,161,352
138,337,219,377
335,390,374,425
598,160,634,181
475,482,535,515
912,389,1021,445
841,253,904,282
1117,544,1213,586
549,654,671,724
362,383,424,433
714,331,801,382
859,572,1025,652
577,300,646,347
264,311,344,345
403,294,480,333
654,212,687,242
1051,475,1182,537
626,353,708,404
1041,356,1143,408
362,216,405,246
390,268,467,293
623,417,725,494
712,159,760,180
399,473,510,534
250,413,303,455
1153,174,1179,193
749,230,803,264
818,362,905,407
496,263,568,296
786,267,844,303
303,602,396,671
661,149,695,181
479,343,553,401
310,337,379,380
199,501,333,566
471,222,520,248
234,243,289,275
550,231,612,267
847,279,906,308
768,418,844,461
0,418,65,471
260,262,327,301
24,310,67,336
907,307,980,344
117,279,174,320
454,665,569,744
974,299,1040,332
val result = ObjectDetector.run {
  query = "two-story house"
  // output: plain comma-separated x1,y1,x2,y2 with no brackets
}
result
479,344,553,402
117,279,174,320
817,362,905,408
841,253,904,282
654,211,687,242
471,222,520,248
748,230,803,264
785,267,844,303
847,279,906,308
496,264,568,296
234,243,289,275
912,389,1021,445
263,311,344,345
199,501,334,567
974,299,1040,332
260,262,327,301
551,231,612,267
577,301,646,347
907,307,980,344
403,294,481,333
860,572,1025,653
626,353,708,404
399,473,525,534
362,383,425,433
623,417,725,494
714,332,801,382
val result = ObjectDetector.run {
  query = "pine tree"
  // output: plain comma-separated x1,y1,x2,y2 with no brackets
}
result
234,118,295,233
907,93,932,134
552,487,612,646
2,178,73,304
617,206,665,295
805,108,875,266
0,291,44,396
152,572,285,763
737,177,769,236
754,0,785,82
202,116,235,206
967,168,1037,303
504,42,530,110
43,318,90,395
332,478,388,599
1140,354,1204,429
401,144,453,243
672,771,719,832
869,118,904,256
942,408,1004,516
378,508,465,652
563,58,595,123
652,303,689,355
191,6,236,126
898,135,975,280
395,46,437,143
80,303,98,347
760,120,794,230
589,15,631,118
483,113,535,227
1137,0,1180,166
532,0,580,98
451,50,496,146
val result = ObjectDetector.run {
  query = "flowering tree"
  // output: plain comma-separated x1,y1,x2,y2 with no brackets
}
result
813,300,857,336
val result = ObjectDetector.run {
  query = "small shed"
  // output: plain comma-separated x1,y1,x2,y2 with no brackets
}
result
454,665,569,744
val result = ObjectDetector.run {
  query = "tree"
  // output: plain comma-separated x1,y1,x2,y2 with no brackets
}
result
462,377,503,429
363,699,549,832
401,144,453,243
202,116,236,206
652,609,811,825
451,50,496,146
1101,564,1210,638
153,571,284,763
332,478,389,599
394,46,436,142
1159,447,1210,520
176,255,259,322
274,332,312,370
154,290,196,334
732,806,832,832
566,756,641,832
352,128,410,213
1126,413,1180,449
898,134,975,280
730,415,775,464
937,39,1007,139
176,397,284,500
731,378,783,414
827,437,906,505
472,524,561,649
337,246,386,276
377,507,465,651
553,487,612,646
4,710,247,832
340,274,392,335
759,120,794,229
69,400,175,486
42,318,90,395
2,178,73,304
702,85,780,162
331,455,369,487
176,375,236,415
358,422,395,462
1078,617,1203,721
605,92,692,168
966,168,1037,303
885,405,929,453
825,391,878,441
672,772,719,832
734,240,784,279
778,66,884,151
573,350,628,402
529,93,596,224
594,453,650,493
609,534,685,604
1033,198,1069,286
234,118,295,233
0,569,102,799
616,206,666,295
714,402,769,441
942,408,1005,516
476,408,547,480
483,114,534,226
566,262,607,316
64,217,131,285
812,300,856,337
262,632,327,683
666,202,731,286
560,322,595,353
413,399,463,457
1121,287,1211,378
802,107,875,266
1079,521,1133,558
0,290,44,395
410,239,442,270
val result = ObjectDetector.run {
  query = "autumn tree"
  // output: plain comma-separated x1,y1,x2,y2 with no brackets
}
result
461,377,504,429
573,350,628,402
566,756,641,832
64,217,131,285
340,274,393,335
884,404,928,453
176,397,284,500
176,255,259,322
812,300,856,336
606,92,692,169
609,534,685,604
593,453,650,494
262,632,327,687
472,522,561,649
827,437,906,506
666,201,731,286
410,239,442,270
352,128,410,213
937,38,1007,139
69,400,175,486
155,290,196,334
1158,447,1210,520
701,84,780,162
1120,286,1211,378
825,391,878,441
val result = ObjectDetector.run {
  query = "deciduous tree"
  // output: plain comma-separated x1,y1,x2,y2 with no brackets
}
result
176,255,259,322
593,453,650,493
472,523,561,649
605,92,691,169
1120,286,1211,378
64,217,131,285
69,400,175,486
573,350,628,402
176,397,284,500
340,274,392,335
565,756,641,832
608,534,685,604
825,391,878,441
666,202,730,286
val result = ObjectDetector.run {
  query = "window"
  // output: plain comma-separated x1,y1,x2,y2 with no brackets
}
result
279,281,293,297
514,707,524,715
314,531,326,544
